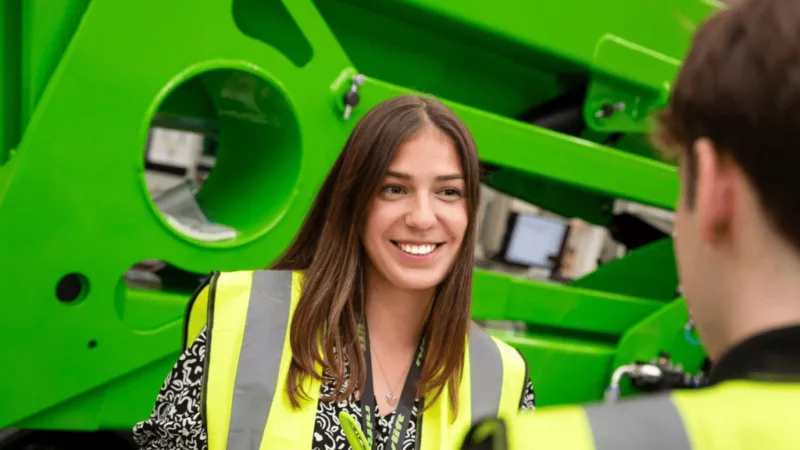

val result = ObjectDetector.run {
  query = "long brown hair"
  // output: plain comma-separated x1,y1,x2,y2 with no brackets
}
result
272,95,481,416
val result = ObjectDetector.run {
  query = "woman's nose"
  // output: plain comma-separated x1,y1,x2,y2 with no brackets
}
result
405,197,436,230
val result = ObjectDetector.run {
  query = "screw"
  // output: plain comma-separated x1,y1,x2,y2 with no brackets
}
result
343,74,366,120
594,102,626,119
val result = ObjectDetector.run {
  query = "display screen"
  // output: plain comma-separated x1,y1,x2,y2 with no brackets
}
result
503,213,569,268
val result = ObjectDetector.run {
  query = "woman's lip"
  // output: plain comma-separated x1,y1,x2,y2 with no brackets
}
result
390,240,444,245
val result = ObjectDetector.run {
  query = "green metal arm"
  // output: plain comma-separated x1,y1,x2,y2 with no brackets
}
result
0,0,719,432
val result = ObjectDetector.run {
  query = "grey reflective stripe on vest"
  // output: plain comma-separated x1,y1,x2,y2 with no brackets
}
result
584,393,692,450
468,324,504,421
226,270,293,450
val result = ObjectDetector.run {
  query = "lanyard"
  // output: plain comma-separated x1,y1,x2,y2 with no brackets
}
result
358,320,425,450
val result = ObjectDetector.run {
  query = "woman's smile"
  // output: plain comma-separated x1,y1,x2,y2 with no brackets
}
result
390,240,445,260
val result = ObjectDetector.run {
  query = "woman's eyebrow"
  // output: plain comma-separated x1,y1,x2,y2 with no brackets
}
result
386,170,463,181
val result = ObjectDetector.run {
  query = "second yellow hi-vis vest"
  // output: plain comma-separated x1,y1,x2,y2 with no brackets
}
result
460,380,800,450
182,270,529,450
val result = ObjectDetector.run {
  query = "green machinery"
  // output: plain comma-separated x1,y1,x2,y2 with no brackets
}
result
0,0,723,446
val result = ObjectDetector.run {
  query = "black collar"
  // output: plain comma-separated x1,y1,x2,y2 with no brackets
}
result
708,324,800,385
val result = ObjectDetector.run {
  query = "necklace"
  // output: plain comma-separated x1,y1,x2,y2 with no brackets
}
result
371,343,413,407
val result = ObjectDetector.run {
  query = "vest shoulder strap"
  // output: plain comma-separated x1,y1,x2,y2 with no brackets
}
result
202,270,319,450
491,335,528,416
467,324,529,421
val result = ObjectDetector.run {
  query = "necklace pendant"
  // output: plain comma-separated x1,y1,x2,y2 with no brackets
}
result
385,393,399,407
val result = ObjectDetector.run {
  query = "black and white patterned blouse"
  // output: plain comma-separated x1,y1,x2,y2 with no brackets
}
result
133,327,535,450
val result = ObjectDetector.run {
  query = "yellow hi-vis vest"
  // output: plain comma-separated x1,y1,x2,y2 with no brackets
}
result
182,269,529,450
461,380,800,450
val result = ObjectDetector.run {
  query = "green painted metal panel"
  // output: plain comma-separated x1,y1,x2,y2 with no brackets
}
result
472,270,661,337
0,0,21,165
20,0,91,128
0,0,722,433
570,238,680,302
489,329,616,407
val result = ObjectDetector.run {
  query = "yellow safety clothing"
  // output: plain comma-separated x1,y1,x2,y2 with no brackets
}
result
461,380,800,449
461,324,800,450
183,269,529,450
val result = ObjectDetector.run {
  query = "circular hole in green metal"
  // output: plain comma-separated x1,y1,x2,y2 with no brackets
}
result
56,273,89,304
142,66,302,247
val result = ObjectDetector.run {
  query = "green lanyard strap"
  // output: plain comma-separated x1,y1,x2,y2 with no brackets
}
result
357,321,426,450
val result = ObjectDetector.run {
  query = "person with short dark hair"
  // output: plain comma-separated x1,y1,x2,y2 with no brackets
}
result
461,0,800,448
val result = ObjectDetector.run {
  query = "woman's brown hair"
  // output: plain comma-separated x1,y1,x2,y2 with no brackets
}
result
271,94,481,416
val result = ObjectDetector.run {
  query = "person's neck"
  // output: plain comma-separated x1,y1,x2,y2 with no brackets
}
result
364,274,434,353
713,242,800,360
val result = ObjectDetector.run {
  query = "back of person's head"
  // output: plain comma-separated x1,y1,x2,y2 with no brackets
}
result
274,94,482,412
653,0,800,358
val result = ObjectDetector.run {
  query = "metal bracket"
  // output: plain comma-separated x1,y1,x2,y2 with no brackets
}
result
585,35,678,134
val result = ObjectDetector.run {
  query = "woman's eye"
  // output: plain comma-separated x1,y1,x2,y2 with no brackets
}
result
382,185,404,195
440,188,462,197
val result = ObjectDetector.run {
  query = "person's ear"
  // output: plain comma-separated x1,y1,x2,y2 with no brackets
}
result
693,138,734,245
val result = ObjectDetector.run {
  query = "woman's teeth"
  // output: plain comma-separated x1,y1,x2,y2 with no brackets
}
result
397,243,437,256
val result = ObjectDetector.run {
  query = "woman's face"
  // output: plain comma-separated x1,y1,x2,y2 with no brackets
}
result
362,124,469,292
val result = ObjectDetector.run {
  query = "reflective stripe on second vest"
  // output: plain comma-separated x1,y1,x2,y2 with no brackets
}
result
191,270,527,450
583,394,691,450
478,391,691,450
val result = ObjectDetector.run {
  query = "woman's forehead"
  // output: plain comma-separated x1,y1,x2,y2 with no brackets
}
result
387,128,463,178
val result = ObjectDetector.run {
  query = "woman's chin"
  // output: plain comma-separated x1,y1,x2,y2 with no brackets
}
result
385,267,448,292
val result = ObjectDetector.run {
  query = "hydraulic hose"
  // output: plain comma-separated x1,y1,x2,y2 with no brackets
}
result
604,364,663,403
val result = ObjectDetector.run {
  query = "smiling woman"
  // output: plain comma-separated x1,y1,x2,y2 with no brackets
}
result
363,124,469,293
133,95,535,450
